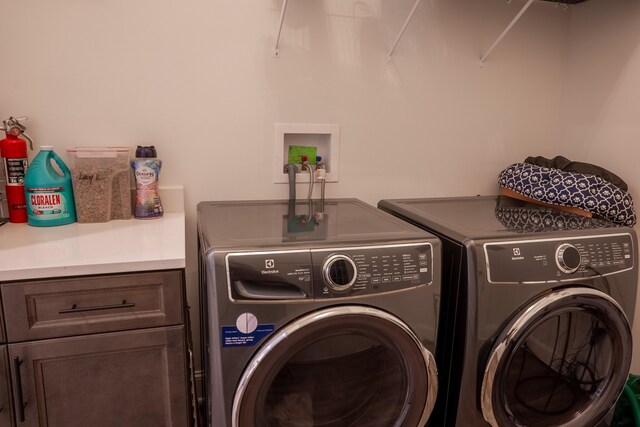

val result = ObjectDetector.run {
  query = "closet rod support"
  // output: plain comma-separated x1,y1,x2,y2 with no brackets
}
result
274,0,289,58
480,0,535,65
387,0,423,63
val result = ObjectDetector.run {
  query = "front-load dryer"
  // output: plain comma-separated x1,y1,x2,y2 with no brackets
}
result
379,196,637,427
197,199,441,426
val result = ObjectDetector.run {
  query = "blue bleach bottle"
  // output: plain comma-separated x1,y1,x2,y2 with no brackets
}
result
132,145,163,219
24,146,77,226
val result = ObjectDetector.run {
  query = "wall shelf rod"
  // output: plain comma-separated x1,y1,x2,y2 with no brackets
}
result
274,0,289,58
387,0,423,63
480,0,535,64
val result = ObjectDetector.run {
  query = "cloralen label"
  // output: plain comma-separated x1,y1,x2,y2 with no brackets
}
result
26,187,71,219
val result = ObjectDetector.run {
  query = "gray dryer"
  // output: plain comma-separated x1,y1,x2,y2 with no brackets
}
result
198,199,442,426
379,195,637,427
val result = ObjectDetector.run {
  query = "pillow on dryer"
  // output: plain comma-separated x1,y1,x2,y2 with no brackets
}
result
498,156,636,227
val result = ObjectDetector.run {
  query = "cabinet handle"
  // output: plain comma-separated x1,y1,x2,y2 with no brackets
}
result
12,357,26,423
58,300,136,314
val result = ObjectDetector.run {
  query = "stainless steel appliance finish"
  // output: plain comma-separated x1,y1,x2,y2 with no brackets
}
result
198,199,442,427
379,196,637,427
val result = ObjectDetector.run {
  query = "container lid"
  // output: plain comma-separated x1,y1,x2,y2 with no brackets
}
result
67,147,130,158
40,145,53,151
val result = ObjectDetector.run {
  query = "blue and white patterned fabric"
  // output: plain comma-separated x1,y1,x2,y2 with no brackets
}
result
498,162,636,226
495,206,616,233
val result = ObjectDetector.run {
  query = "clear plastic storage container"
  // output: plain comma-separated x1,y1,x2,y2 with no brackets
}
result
67,147,132,222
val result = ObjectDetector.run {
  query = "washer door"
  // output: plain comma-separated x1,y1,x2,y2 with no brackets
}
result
232,305,438,427
481,287,632,427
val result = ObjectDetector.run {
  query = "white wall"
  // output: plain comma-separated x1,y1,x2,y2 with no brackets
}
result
561,0,640,371
1,0,573,371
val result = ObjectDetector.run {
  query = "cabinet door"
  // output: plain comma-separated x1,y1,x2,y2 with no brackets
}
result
0,294,5,344
9,326,189,427
0,346,12,427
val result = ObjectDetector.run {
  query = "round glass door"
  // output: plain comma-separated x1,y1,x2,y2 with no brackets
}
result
481,287,632,427
232,306,437,427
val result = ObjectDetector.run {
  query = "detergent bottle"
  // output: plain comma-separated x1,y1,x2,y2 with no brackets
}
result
132,145,163,219
24,146,77,226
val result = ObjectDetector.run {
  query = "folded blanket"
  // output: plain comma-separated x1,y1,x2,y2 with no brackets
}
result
494,203,615,233
498,162,636,226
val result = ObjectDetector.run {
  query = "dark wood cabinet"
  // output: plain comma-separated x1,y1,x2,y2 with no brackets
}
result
0,346,13,427
0,270,191,427
9,326,188,427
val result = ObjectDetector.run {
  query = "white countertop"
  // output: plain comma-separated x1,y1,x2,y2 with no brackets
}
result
0,213,186,281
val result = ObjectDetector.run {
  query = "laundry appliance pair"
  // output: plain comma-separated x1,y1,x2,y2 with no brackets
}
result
198,199,442,427
379,196,637,427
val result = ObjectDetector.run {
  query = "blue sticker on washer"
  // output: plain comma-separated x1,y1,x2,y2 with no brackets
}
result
221,324,275,347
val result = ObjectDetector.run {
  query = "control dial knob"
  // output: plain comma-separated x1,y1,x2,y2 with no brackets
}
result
323,254,357,291
556,243,582,274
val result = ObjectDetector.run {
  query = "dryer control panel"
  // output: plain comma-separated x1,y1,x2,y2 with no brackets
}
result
484,233,634,284
225,242,433,301
312,242,433,298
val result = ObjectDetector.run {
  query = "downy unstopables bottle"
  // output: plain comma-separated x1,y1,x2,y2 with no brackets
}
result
132,145,163,219
24,146,77,226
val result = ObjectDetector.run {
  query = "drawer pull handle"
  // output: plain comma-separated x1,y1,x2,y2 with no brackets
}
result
58,300,136,314
12,357,26,423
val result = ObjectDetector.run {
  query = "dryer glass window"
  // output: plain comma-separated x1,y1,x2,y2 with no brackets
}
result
233,309,435,427
505,311,614,426
486,291,632,427
264,334,404,425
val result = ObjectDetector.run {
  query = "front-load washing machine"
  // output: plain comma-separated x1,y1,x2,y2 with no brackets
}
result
198,199,441,426
379,196,637,427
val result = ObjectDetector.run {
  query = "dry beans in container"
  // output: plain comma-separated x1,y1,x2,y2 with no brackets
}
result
70,154,132,223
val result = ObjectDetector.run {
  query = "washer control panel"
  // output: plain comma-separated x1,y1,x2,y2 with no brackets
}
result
225,242,433,301
484,233,634,284
312,242,433,298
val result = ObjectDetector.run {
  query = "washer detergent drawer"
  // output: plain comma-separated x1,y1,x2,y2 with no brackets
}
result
2,270,184,342
226,250,313,301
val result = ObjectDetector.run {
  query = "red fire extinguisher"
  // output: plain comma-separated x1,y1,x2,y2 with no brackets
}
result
0,117,33,223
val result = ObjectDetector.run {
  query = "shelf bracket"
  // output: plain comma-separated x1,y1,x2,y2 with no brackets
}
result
387,0,423,63
480,0,535,65
274,0,289,58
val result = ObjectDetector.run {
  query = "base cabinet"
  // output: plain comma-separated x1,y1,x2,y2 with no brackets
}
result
0,270,192,427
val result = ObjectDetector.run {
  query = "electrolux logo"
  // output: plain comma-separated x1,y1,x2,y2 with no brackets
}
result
262,259,279,275
511,247,524,261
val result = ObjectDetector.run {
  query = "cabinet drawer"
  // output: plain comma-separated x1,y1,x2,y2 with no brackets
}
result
2,270,184,342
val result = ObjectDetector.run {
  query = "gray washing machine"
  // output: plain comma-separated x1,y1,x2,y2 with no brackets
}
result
379,196,637,427
198,199,441,426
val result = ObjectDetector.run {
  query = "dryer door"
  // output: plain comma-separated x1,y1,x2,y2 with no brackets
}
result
481,287,632,427
231,305,437,427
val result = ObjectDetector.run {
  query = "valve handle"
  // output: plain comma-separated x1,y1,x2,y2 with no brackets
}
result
2,117,34,150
